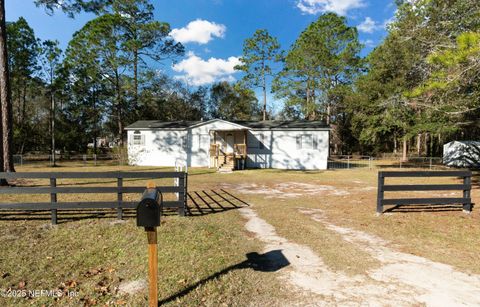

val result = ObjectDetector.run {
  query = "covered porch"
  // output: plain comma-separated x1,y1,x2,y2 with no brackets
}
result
209,129,248,171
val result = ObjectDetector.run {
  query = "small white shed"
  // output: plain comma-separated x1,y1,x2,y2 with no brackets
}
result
125,119,330,170
443,141,480,168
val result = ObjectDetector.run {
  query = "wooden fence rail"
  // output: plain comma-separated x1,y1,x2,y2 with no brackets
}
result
0,172,187,224
377,171,472,214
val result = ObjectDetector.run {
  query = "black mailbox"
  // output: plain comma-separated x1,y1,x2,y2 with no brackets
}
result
136,188,162,227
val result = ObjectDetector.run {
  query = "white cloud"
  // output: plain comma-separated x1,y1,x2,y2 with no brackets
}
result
296,0,365,16
357,17,381,33
382,15,396,29
169,19,226,45
361,39,376,47
172,52,240,86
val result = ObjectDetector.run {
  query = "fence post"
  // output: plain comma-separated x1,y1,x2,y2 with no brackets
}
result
174,164,179,201
178,173,186,216
117,177,123,219
184,172,188,213
347,156,350,169
20,155,23,166
376,172,384,215
94,154,97,166
429,157,432,170
50,178,57,225
463,173,472,213
369,157,373,170
83,154,87,166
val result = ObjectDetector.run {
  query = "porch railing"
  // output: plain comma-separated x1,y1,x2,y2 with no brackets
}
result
210,144,246,157
234,144,247,157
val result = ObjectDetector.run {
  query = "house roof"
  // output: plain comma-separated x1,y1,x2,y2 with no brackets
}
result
125,119,330,130
125,120,200,129
234,120,329,129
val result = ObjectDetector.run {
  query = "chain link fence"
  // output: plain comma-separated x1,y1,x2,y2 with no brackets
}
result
328,155,374,170
13,152,446,170
328,155,446,170
13,152,128,167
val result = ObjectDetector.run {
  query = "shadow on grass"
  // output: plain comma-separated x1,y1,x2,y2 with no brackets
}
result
375,164,448,169
186,189,249,217
0,189,249,223
157,250,289,306
0,209,136,223
383,204,474,213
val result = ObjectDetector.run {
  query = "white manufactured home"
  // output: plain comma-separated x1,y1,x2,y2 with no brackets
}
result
125,119,330,171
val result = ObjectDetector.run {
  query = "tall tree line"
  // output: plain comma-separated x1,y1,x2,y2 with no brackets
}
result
237,13,363,154
3,0,476,168
346,0,480,159
5,15,259,156
2,1,261,161
236,0,480,158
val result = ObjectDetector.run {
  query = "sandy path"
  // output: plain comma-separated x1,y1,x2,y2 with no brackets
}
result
239,206,480,306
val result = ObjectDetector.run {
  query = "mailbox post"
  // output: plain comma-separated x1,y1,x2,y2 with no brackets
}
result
136,182,162,307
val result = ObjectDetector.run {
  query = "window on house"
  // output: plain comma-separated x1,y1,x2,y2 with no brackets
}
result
302,135,313,149
133,134,145,146
296,134,314,149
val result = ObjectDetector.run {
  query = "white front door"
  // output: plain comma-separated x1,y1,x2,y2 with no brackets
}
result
226,134,234,153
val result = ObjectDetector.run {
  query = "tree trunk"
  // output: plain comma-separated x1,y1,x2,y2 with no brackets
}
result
393,132,398,154
402,137,408,162
21,80,26,121
115,71,123,146
262,81,266,121
0,0,14,173
50,91,56,166
417,133,421,156
424,133,429,157
0,0,4,186
93,86,97,155
436,133,441,157
262,59,266,121
306,82,310,119
326,103,331,125
133,49,138,111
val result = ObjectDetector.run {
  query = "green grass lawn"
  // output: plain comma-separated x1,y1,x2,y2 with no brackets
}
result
0,163,479,306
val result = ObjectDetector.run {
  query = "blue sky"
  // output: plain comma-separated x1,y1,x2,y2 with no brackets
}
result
6,0,396,112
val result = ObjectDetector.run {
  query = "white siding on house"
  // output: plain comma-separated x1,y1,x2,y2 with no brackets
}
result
127,119,330,170
246,130,329,170
127,129,188,166
188,120,247,167
127,120,248,167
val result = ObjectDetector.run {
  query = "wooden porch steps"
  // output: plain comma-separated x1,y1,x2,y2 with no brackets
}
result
217,156,235,173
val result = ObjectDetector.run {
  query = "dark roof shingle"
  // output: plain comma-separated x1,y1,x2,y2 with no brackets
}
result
126,119,329,130
233,120,328,129
126,120,201,129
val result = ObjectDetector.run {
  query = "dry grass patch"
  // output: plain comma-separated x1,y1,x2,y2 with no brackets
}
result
0,164,292,306
197,167,480,276
308,168,480,275
1,163,479,305
251,200,380,276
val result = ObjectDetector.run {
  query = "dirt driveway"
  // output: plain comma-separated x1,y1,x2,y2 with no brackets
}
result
231,178,480,306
